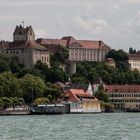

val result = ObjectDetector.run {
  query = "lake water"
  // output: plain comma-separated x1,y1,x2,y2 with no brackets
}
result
0,113,140,140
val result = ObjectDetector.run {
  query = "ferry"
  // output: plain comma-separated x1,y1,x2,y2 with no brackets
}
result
30,104,70,115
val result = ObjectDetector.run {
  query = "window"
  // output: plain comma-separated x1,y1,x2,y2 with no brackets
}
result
47,57,49,62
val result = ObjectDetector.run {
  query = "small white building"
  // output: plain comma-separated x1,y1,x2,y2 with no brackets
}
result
128,53,140,72
63,89,101,113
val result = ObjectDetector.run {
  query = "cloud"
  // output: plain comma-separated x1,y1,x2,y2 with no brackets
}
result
120,11,140,38
0,16,21,21
35,29,47,38
121,0,140,4
72,15,112,35
0,0,140,51
112,5,120,11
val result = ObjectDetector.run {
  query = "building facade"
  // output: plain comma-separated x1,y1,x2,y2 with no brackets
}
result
37,36,110,62
63,89,101,113
128,53,140,72
68,40,110,62
37,36,110,74
0,25,50,68
105,85,140,110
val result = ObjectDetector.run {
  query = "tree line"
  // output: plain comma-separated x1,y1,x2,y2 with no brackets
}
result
0,47,139,107
71,49,140,84
0,53,68,107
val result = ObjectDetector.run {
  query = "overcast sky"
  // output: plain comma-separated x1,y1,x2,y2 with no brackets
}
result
0,0,140,51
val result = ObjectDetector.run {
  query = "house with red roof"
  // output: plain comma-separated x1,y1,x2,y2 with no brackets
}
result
63,88,101,113
105,85,140,111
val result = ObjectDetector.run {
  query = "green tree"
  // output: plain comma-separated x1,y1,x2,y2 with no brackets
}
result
106,49,129,71
34,61,69,83
49,66,69,83
1,97,13,107
50,45,69,66
129,47,137,54
19,74,46,103
10,56,23,74
0,60,10,72
44,82,63,102
0,54,22,73
0,71,21,98
71,74,88,84
34,98,49,105
95,90,110,103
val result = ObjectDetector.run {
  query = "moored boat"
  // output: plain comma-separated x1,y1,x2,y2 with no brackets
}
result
30,104,70,115
0,107,30,115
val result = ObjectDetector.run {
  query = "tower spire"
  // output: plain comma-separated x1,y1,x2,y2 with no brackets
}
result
22,21,24,28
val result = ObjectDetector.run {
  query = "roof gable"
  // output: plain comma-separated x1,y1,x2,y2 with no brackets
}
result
64,89,95,102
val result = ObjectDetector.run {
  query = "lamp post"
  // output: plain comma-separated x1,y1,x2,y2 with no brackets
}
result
31,87,33,105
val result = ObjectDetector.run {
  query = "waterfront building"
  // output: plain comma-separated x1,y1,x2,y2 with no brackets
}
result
128,52,140,72
105,85,140,110
37,36,110,74
0,25,50,68
63,89,101,113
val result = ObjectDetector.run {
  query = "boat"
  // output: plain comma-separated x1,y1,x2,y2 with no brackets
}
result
30,104,70,115
0,107,30,115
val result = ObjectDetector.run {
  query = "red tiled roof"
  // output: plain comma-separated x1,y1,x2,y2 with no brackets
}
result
129,53,140,60
70,89,93,97
37,38,67,46
37,36,110,50
10,41,47,50
64,89,95,102
61,36,76,45
0,41,10,49
76,40,110,50
77,40,101,49
105,85,140,93
0,40,47,50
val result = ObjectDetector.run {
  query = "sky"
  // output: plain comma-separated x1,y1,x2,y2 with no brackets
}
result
0,0,140,51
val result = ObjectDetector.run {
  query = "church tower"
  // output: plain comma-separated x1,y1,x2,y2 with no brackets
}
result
13,25,35,42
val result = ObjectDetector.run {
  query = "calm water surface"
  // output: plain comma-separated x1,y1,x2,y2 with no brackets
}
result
0,113,140,140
